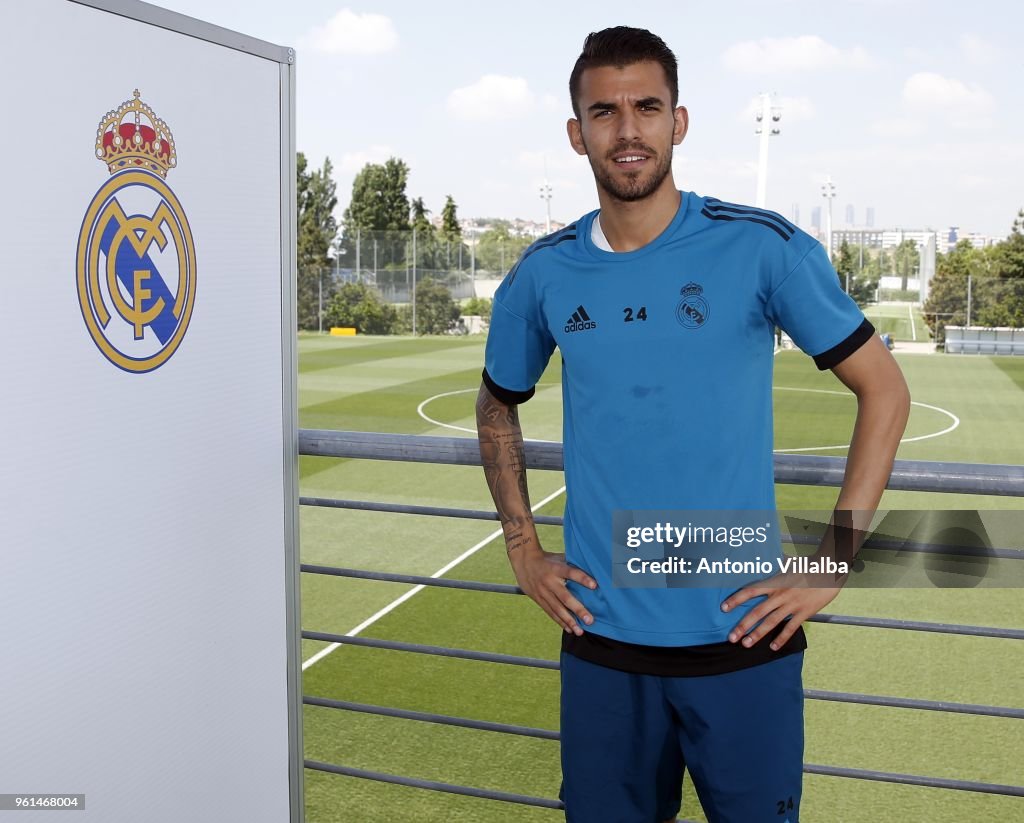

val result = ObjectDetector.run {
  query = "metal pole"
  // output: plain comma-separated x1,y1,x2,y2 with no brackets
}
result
755,93,781,208
412,228,417,336
356,228,361,284
318,269,322,334
967,273,972,327
373,238,378,278
822,176,836,258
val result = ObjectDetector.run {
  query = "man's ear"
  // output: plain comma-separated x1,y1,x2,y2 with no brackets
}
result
567,118,587,156
673,106,689,146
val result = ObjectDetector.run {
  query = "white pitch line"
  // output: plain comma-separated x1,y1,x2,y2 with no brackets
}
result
417,386,559,442
772,386,959,452
301,484,568,671
908,303,917,341
416,388,478,435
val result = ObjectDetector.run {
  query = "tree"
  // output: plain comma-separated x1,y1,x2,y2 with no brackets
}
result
923,240,975,343
342,158,411,233
1011,207,1024,236
892,239,920,292
296,153,338,330
323,283,397,335
976,232,1024,328
410,277,460,334
438,195,470,272
409,196,444,272
475,222,533,273
462,296,492,320
833,241,877,308
440,195,461,243
832,240,855,292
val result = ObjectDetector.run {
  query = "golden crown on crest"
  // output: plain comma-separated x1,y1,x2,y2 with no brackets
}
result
94,90,176,178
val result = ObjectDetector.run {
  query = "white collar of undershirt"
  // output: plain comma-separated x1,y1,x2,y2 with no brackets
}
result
591,213,615,252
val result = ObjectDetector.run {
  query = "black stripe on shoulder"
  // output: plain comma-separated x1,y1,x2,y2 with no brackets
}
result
701,208,792,241
704,198,796,236
812,318,876,371
482,368,535,405
507,224,577,285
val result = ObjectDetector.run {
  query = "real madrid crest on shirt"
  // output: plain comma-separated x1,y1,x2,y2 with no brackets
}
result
676,282,709,329
76,90,196,373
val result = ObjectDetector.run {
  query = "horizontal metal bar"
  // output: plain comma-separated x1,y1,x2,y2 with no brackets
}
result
300,566,1023,639
304,761,564,809
806,613,1024,640
803,763,1024,797
299,496,1024,560
804,689,1024,719
306,688,1021,740
303,696,559,740
299,430,1024,496
299,496,562,526
784,531,1024,561
300,564,521,594
307,758,1024,802
300,430,561,472
301,631,558,670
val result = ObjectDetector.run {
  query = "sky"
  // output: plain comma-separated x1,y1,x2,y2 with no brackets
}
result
156,0,1023,238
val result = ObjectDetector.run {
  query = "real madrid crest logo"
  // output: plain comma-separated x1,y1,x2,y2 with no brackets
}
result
76,90,195,373
676,282,709,329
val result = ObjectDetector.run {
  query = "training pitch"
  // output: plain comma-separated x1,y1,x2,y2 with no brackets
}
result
298,334,1023,823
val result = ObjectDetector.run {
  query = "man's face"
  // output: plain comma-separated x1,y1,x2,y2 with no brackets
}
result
567,61,688,203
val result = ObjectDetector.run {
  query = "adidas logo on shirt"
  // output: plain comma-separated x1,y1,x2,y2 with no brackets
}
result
564,305,597,333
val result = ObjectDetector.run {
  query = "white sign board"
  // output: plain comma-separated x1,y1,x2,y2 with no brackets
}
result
0,1,301,820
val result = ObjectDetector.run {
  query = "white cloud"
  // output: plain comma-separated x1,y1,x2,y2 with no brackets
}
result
541,93,561,112
739,95,815,124
447,75,536,122
339,145,395,174
959,34,1003,67
902,72,995,128
722,36,874,73
869,118,923,138
306,9,398,55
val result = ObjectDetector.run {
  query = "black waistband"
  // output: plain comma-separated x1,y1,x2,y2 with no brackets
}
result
562,622,806,677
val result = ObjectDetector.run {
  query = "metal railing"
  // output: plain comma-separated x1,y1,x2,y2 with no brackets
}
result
300,430,1024,811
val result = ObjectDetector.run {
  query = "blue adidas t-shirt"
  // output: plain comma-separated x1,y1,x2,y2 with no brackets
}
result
484,191,871,647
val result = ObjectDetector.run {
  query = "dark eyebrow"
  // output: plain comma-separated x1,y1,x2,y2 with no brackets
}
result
586,97,665,114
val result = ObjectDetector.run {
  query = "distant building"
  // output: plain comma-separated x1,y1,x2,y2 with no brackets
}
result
831,229,884,249
811,206,821,230
791,203,800,227
845,204,855,226
865,207,875,228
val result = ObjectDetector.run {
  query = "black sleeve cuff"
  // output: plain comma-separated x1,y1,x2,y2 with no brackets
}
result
482,368,535,405
812,318,876,370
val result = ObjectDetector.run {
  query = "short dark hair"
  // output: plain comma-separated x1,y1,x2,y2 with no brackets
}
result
569,27,679,118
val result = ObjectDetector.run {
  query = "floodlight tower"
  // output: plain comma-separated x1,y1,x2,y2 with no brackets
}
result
539,180,553,234
754,92,781,208
539,156,553,233
821,176,836,257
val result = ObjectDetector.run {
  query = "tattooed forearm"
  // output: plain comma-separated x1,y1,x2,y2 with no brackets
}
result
477,383,537,552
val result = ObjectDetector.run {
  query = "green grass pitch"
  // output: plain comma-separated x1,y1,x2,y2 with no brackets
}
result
862,303,933,343
298,334,1024,823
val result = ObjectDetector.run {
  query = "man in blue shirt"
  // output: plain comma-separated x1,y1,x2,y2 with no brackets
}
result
476,26,910,823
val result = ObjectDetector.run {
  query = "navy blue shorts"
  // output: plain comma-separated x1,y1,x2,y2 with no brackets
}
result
559,651,804,823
